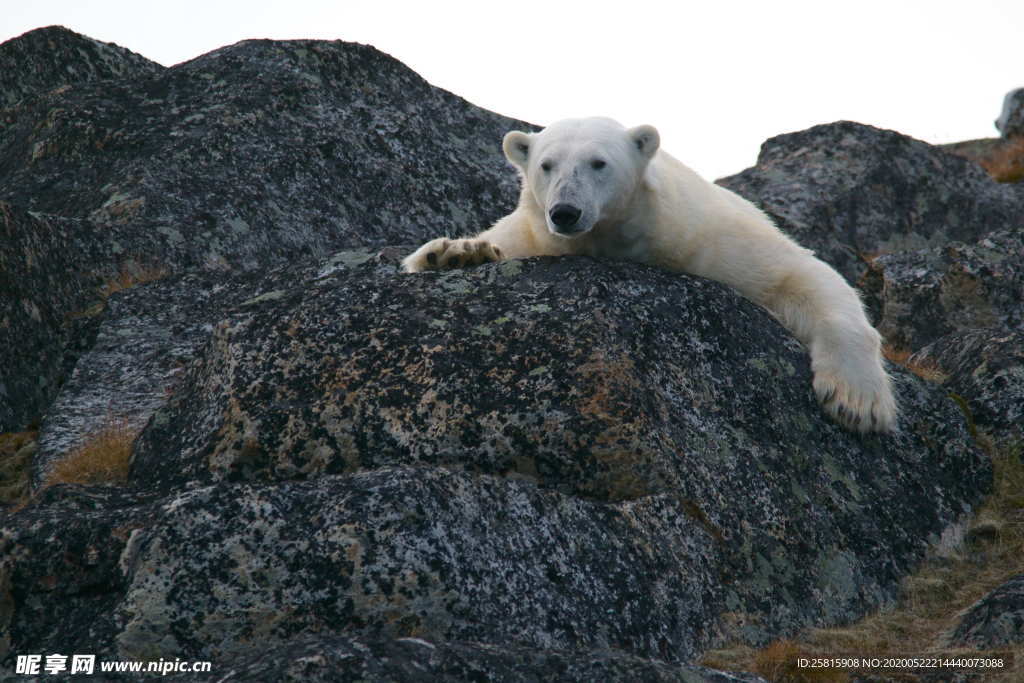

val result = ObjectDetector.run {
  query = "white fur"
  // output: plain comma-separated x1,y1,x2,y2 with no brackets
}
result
403,117,897,432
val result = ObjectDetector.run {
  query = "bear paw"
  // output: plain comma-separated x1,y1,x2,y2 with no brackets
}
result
402,238,504,273
813,364,897,434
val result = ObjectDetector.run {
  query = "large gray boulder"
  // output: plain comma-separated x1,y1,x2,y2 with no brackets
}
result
718,121,1024,284
2,252,989,677
0,26,161,109
911,329,1024,444
859,229,1024,351
0,26,533,432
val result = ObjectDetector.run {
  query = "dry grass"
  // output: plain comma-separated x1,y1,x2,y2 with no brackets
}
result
978,137,1024,183
43,417,139,488
882,344,948,383
99,263,169,298
702,436,1024,682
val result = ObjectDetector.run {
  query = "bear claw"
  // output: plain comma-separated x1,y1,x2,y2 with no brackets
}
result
403,237,504,273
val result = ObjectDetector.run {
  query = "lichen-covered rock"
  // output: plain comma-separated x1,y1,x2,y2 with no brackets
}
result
910,329,1024,444
120,254,988,658
948,574,1024,648
0,485,160,663
30,250,388,488
859,230,1024,351
0,28,533,268
996,88,1024,138
164,633,766,683
0,26,162,109
0,203,114,432
32,271,262,487
718,122,1024,284
0,26,535,432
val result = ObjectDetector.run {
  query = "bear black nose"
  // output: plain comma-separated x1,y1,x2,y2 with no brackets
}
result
549,203,582,229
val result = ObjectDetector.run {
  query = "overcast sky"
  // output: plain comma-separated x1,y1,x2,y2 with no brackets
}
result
3,1,1023,180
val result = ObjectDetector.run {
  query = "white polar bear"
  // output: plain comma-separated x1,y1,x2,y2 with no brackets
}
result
403,117,897,433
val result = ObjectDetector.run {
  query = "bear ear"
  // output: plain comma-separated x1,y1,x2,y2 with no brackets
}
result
502,130,532,168
628,125,660,160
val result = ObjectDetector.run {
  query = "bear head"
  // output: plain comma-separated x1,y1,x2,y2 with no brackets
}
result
502,117,660,238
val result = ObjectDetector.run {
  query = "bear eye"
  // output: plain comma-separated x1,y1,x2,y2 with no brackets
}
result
541,161,552,172
591,159,607,170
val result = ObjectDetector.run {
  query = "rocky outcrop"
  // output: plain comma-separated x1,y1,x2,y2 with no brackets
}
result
0,204,113,432
910,329,1024,444
859,229,1024,351
0,26,161,109
1,25,1019,683
943,88,1024,183
718,121,1024,284
949,574,1024,648
165,634,766,682
0,27,532,432
2,249,990,676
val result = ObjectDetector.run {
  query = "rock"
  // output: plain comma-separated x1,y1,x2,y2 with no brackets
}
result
859,230,1024,352
948,574,1024,648
0,28,533,266
910,329,1024,444
718,122,1024,284
0,203,113,432
118,254,988,658
29,250,387,488
0,485,160,664
31,270,261,487
995,88,1024,138
0,26,162,109
0,26,535,432
164,633,766,682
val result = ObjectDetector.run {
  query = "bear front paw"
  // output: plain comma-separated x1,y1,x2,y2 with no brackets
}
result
402,238,504,273
813,365,897,434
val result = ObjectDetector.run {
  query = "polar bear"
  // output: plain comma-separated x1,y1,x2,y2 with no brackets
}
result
403,117,897,433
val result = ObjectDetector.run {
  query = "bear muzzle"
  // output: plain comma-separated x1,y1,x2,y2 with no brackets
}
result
549,203,584,235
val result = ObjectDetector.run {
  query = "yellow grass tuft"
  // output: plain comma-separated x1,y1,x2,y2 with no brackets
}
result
44,417,139,487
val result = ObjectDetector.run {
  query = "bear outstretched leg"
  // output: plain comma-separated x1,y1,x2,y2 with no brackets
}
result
758,257,897,433
402,237,504,273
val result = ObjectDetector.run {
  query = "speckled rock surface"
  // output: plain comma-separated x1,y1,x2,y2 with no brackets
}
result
718,122,1024,284
859,230,1024,351
910,329,1024,444
0,26,533,432
0,26,161,109
0,202,114,432
949,574,1024,648
31,271,265,487
0,29,532,266
119,254,987,657
165,633,766,683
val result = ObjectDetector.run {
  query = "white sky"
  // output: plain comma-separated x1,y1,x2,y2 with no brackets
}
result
3,1,1023,180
